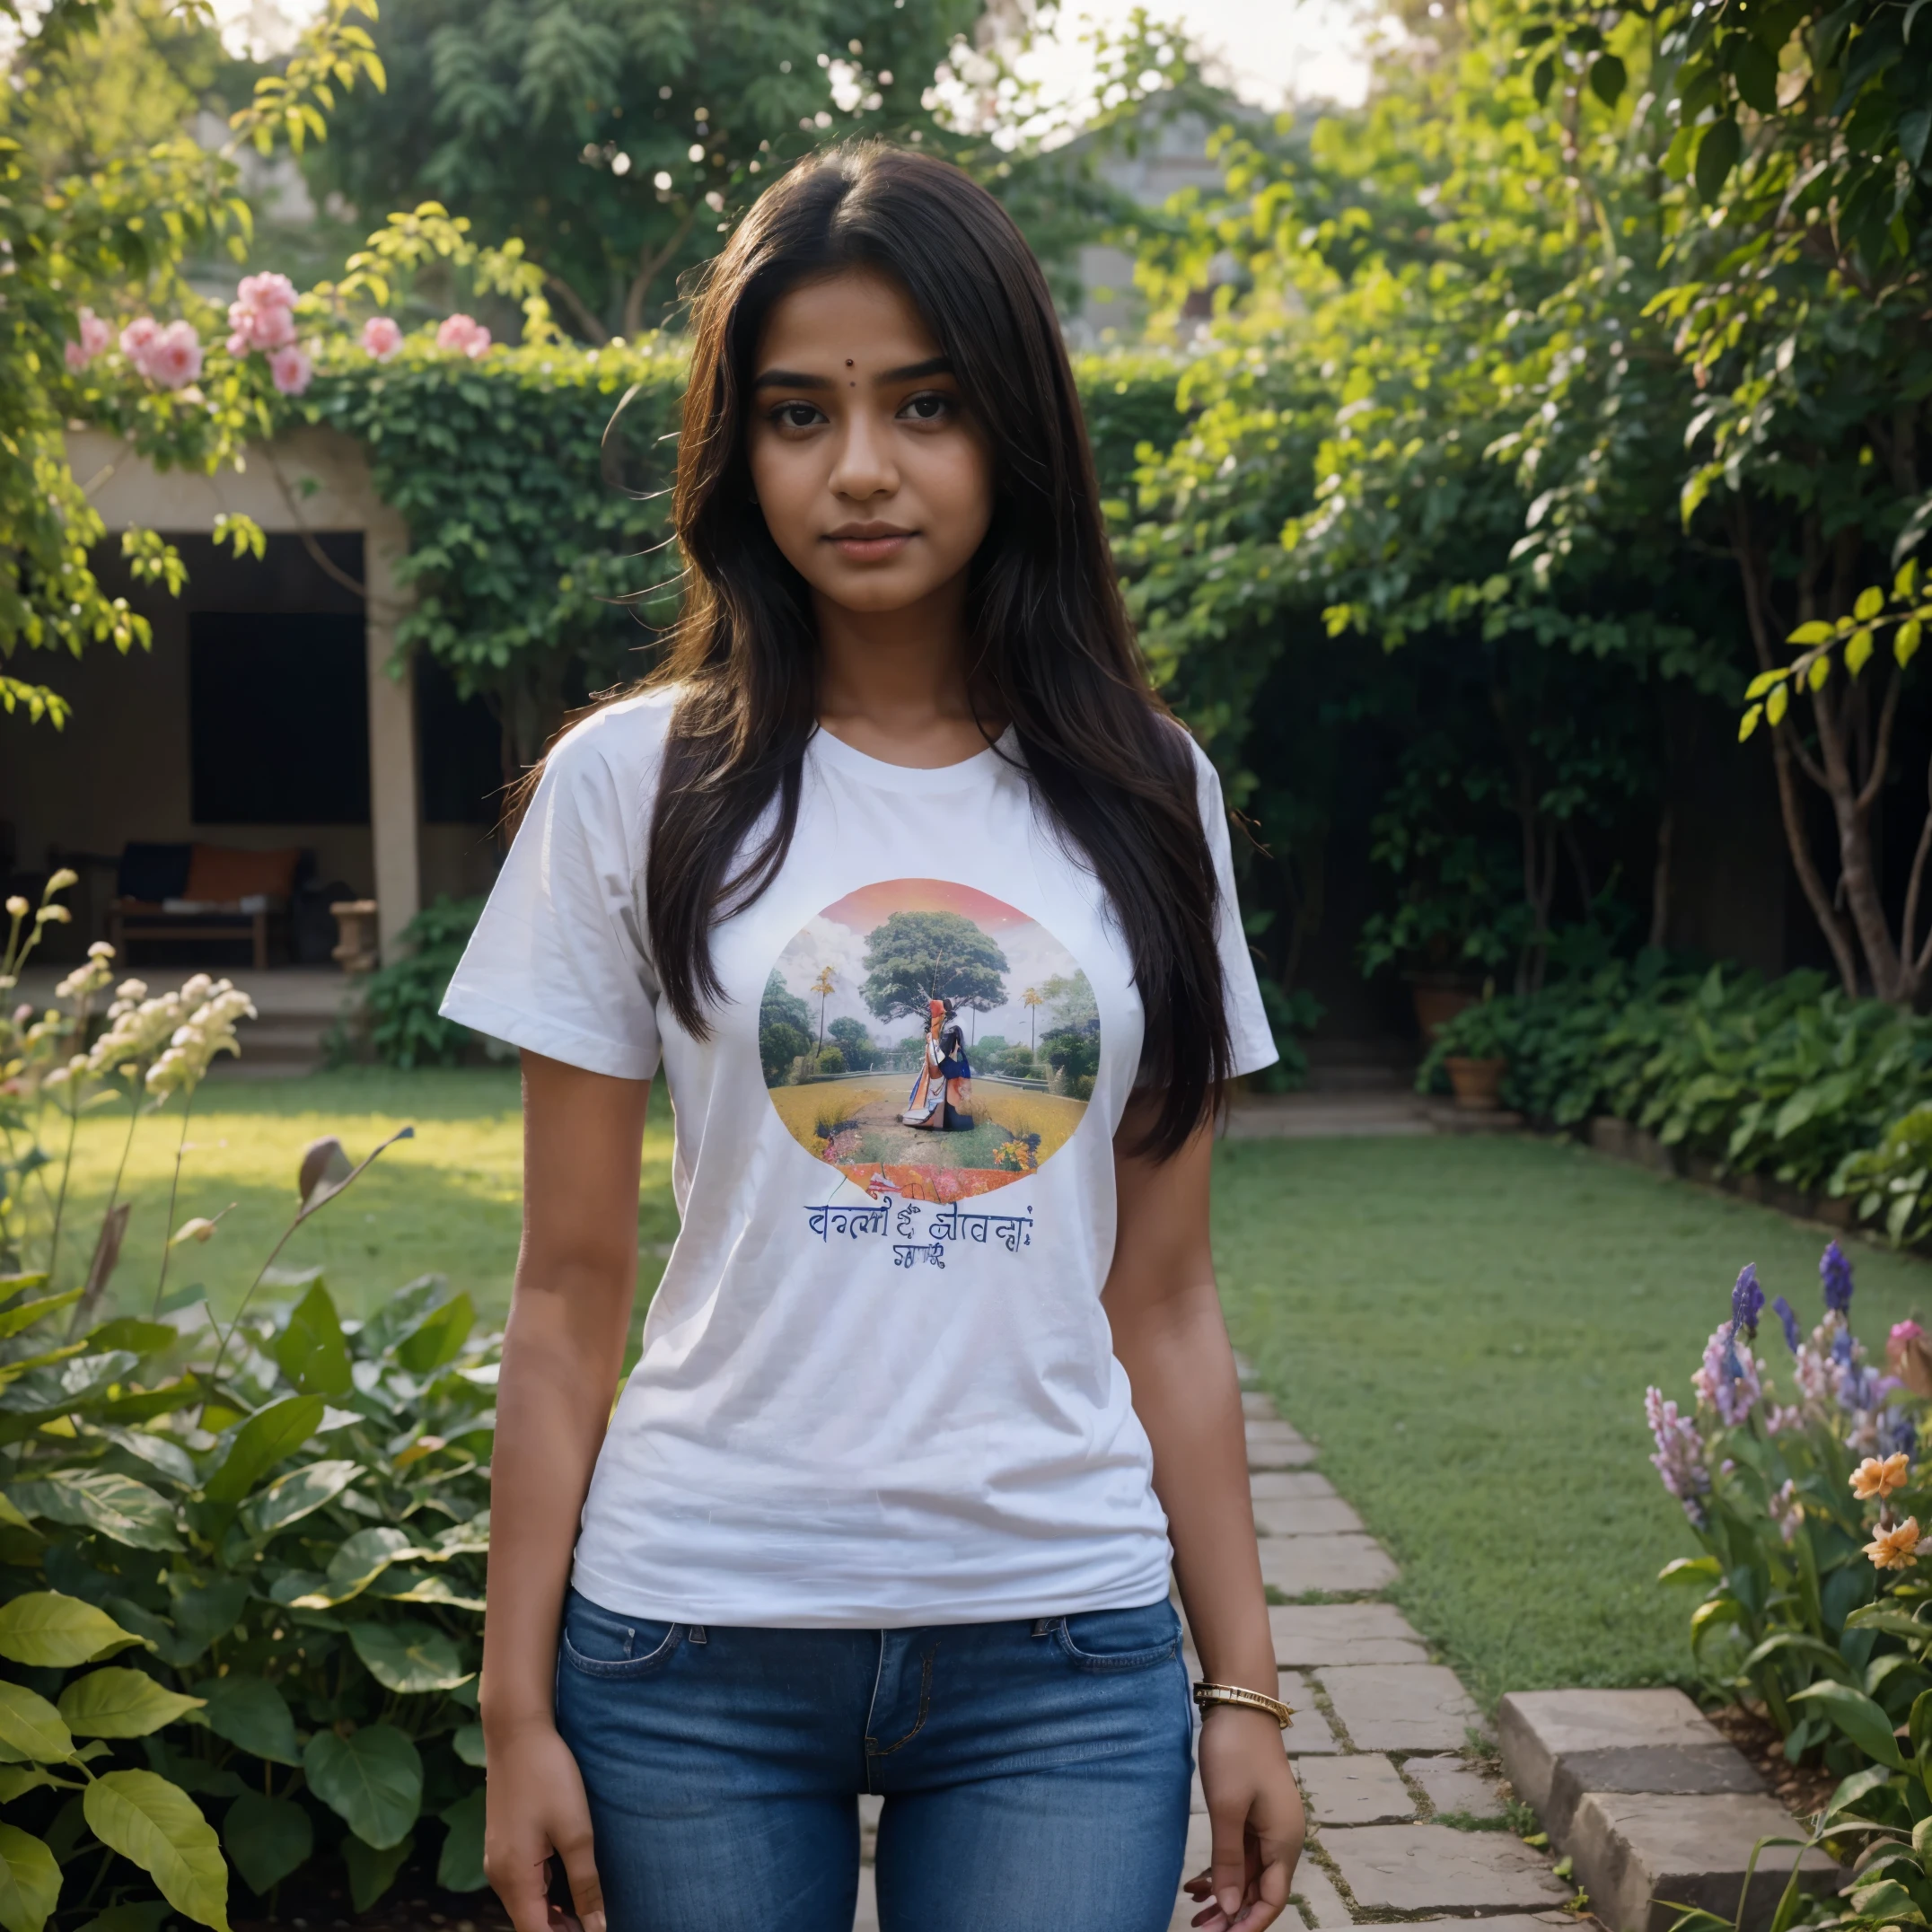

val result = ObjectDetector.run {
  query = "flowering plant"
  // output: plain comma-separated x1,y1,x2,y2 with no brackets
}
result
1646,1242,1928,1766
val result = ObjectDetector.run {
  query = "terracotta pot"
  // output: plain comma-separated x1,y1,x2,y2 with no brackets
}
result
1444,1055,1507,1111
1410,980,1478,1041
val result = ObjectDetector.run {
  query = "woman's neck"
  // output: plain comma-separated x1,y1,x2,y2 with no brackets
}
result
812,577,1000,769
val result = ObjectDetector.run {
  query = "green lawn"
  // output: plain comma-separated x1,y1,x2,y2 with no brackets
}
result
44,1067,679,1329
1213,1133,1932,1709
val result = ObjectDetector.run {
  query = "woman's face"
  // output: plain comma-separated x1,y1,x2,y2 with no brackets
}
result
745,269,995,617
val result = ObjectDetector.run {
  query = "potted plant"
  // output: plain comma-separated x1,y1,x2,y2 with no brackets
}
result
1431,990,1514,1110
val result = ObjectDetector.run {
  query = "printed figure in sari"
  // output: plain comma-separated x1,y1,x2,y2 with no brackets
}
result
901,997,975,1130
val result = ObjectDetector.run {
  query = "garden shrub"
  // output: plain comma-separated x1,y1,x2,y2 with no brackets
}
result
1421,962,1932,1223
359,897,487,1070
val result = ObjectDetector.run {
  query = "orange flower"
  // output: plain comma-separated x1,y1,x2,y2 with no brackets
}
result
1852,1453,1912,1501
1866,1518,1923,1570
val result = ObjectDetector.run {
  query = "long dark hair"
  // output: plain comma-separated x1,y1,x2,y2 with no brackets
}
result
631,141,1233,1157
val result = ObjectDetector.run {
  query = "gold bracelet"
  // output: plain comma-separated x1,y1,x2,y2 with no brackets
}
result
1193,1681,1295,1728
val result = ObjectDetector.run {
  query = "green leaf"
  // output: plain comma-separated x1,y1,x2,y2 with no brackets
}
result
83,1319,178,1359
452,1721,486,1767
1843,1605,1932,1640
1855,585,1886,621
58,1669,203,1740
1768,684,1789,727
1739,704,1762,742
78,1901,172,1932
1848,629,1875,675
275,1283,353,1398
1789,1681,1905,1767
200,1676,301,1766
167,1577,249,1662
1658,1555,1723,1585
0,1770,57,1805
1899,619,1923,669
0,1594,142,1669
396,1292,474,1374
222,1793,312,1897
83,1771,230,1932
1744,669,1787,698
358,1276,456,1359
203,1396,326,1504
1726,36,1779,112
1588,53,1626,105
342,1832,413,1912
321,1526,420,1604
0,1825,60,1932
437,1790,487,1892
0,1293,83,1341
1789,620,1835,644
238,1459,359,1540
0,1683,73,1764
7,1473,181,1551
347,1620,470,1693
303,1725,423,1849
1696,117,1743,201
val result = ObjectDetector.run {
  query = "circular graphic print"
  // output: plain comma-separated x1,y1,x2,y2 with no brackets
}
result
762,877,1098,1202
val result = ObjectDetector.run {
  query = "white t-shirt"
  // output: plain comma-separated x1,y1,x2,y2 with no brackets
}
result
442,687,1277,1627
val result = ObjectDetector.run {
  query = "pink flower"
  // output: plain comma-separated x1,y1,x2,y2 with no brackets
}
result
65,307,111,372
268,344,313,397
362,315,403,360
226,272,298,355
143,321,204,390
435,313,491,358
119,316,160,374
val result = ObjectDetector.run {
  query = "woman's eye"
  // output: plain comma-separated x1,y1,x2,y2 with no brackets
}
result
773,402,823,430
900,391,954,422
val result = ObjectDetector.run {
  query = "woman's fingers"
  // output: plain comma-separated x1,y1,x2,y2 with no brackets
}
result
555,1815,607,1932
488,1844,560,1932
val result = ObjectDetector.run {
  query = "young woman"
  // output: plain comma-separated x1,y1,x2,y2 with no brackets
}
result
443,142,1304,1932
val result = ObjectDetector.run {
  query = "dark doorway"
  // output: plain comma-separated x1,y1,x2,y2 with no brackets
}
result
189,611,371,824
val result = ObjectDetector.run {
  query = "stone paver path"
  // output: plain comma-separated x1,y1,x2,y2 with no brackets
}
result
852,1369,1570,1932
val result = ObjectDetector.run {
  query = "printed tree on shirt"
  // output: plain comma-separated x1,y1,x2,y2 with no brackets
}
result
859,912,1008,1023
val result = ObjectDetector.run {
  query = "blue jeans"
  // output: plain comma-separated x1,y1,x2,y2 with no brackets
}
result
552,1588,1192,1931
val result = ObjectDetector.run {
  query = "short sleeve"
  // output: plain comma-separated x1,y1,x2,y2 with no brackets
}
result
440,709,663,1080
1192,742,1279,1080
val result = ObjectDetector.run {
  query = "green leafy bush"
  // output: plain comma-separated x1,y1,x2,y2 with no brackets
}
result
359,897,488,1070
1835,1111,1932,1252
1429,996,1516,1065
1419,961,1932,1208
0,1266,496,1928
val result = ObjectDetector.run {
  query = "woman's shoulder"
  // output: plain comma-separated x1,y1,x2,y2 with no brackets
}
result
541,684,683,793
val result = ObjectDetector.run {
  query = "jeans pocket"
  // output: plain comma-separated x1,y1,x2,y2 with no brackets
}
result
1054,1600,1181,1673
558,1591,681,1679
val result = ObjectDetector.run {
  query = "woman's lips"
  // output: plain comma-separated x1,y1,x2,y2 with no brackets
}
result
827,530,914,562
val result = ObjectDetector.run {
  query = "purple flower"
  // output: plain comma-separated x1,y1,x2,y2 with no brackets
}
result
1772,1295,1801,1354
1694,1321,1763,1427
1646,1386,1710,1527
1732,1264,1764,1338
1822,1241,1855,1313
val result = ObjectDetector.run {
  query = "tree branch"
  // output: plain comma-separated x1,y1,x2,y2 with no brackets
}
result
1855,666,1903,817
546,272,610,345
622,201,702,340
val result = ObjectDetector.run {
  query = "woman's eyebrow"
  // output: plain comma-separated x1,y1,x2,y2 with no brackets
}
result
881,356,952,382
752,367,833,391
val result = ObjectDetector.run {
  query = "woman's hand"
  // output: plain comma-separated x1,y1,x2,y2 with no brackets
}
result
1185,1707,1306,1930
483,1715,605,1932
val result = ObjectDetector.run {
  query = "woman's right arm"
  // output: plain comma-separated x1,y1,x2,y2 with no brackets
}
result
481,1049,651,1932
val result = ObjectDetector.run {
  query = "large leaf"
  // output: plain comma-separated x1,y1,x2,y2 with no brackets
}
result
83,1771,230,1932
83,1320,178,1359
96,1427,198,1489
222,1794,312,1897
167,1577,249,1662
238,1460,359,1540
452,1722,486,1767
0,1594,142,1668
1789,1681,1906,1768
57,1670,203,1740
358,1276,455,1359
0,1684,72,1764
342,1833,412,1912
0,1824,59,1932
275,1283,353,1398
436,1791,487,1892
7,1473,180,1552
76,1901,171,1932
320,1526,420,1604
303,1725,422,1849
0,1292,83,1341
396,1292,474,1374
347,1620,470,1694
200,1677,300,1767
202,1396,325,1504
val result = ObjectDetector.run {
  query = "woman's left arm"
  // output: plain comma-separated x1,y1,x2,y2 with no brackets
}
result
1102,1093,1305,1932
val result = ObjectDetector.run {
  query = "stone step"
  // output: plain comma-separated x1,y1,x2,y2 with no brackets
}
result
1320,1823,1569,1915
1497,1689,1837,1932
1318,1663,1484,1753
1298,1752,1416,1825
1259,1533,1397,1596
1270,1603,1428,1668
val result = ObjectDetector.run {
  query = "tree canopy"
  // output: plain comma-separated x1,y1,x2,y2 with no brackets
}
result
860,911,1008,1021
